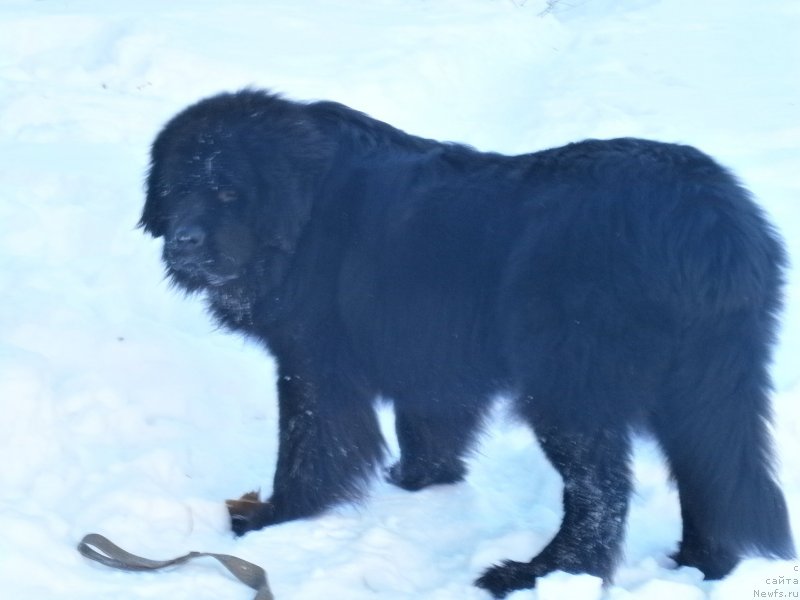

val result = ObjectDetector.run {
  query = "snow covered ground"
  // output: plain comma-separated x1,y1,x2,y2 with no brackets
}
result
0,0,798,598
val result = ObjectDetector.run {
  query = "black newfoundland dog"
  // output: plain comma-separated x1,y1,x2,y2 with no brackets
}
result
140,89,794,597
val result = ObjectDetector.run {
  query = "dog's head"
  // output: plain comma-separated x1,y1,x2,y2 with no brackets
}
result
140,90,332,294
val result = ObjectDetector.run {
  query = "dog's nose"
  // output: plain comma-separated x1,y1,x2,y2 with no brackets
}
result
173,223,206,248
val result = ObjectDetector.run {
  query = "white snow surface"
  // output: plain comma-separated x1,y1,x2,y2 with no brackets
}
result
1,0,798,598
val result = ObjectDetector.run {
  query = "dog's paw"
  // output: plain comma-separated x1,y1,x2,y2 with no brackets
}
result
475,560,537,598
386,459,465,491
225,491,274,537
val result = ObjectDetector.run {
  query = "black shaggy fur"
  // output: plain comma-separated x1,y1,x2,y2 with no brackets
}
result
140,89,794,597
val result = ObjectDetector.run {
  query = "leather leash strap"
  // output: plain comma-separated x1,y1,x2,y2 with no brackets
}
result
77,533,274,600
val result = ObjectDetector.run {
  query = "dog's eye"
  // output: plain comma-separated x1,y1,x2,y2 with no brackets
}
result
218,189,238,204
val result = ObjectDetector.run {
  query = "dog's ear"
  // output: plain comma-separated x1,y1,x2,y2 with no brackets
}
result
253,117,335,253
139,137,170,238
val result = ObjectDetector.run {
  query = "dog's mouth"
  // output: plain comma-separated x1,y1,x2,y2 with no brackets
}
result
165,253,241,288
